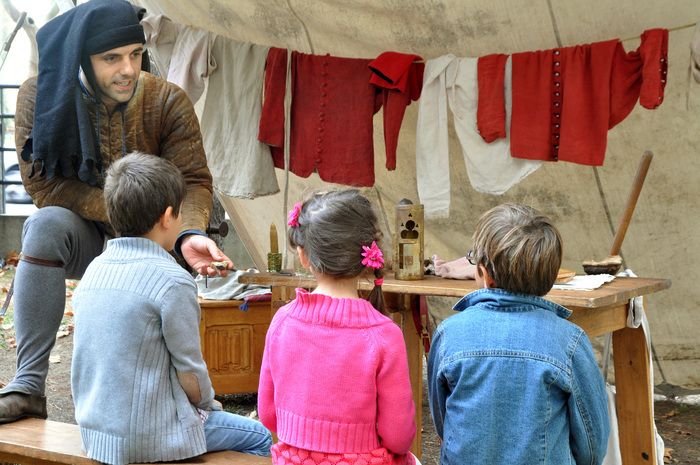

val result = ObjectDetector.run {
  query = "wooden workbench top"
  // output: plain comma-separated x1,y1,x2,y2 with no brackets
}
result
239,272,671,309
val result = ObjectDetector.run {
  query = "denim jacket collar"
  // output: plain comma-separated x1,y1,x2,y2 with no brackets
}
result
453,288,572,319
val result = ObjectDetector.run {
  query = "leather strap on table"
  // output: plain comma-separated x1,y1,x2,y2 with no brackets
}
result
411,295,432,353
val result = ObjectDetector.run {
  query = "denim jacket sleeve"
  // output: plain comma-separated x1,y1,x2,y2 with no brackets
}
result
427,326,449,439
567,331,611,465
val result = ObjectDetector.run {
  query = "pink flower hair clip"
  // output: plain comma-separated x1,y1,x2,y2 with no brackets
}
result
287,201,302,227
361,241,384,269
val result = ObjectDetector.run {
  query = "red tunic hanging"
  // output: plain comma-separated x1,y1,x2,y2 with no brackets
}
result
258,49,423,186
477,28,668,166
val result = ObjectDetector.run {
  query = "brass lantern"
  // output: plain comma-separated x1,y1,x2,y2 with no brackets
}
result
394,199,424,280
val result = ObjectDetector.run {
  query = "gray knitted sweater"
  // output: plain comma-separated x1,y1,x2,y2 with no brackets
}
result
71,237,214,465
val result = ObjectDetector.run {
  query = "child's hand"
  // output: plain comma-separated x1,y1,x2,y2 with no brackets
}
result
433,255,476,280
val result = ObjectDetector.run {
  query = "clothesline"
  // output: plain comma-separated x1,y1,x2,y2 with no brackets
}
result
144,14,669,222
401,22,698,62
621,20,695,42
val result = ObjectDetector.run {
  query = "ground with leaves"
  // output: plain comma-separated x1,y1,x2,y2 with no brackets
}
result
0,266,698,464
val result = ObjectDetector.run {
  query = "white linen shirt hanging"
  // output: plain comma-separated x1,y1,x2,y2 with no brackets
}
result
415,55,542,218
142,14,212,104
200,38,280,199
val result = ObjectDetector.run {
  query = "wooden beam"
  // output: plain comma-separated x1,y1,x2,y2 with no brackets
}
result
613,327,656,465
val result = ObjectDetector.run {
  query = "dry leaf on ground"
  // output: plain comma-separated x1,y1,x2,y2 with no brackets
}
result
56,330,70,339
4,252,19,267
663,447,673,463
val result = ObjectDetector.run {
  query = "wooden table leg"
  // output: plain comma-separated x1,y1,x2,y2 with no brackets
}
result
613,326,656,464
389,294,423,459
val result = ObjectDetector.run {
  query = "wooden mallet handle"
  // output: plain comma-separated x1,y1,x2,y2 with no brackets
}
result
609,151,653,256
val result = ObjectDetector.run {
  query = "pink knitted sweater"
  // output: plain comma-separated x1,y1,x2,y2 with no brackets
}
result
258,289,416,465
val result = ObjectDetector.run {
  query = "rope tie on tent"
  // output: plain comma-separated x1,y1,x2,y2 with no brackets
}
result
282,48,292,269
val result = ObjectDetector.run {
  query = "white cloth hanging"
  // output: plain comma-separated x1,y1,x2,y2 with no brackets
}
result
142,14,213,104
200,37,279,199
415,55,542,218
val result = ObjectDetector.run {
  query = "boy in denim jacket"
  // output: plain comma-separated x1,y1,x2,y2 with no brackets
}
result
428,203,609,465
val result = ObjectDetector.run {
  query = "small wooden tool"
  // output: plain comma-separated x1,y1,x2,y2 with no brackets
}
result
583,151,653,275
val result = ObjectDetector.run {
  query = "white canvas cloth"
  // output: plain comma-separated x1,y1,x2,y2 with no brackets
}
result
415,55,541,218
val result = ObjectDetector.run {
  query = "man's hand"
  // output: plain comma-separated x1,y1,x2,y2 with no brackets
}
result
181,234,234,277
433,255,476,280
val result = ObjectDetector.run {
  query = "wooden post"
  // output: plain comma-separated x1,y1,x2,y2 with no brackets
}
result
613,326,656,465
390,294,423,458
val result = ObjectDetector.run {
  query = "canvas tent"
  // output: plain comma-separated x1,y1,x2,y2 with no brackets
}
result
25,0,700,388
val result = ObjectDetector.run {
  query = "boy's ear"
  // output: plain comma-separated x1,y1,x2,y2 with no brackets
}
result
297,245,311,268
477,263,496,288
160,206,175,229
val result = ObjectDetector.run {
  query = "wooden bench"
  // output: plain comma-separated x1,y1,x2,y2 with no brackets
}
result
0,418,270,465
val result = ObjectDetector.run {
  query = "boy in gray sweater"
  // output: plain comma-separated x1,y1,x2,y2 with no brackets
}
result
71,153,271,465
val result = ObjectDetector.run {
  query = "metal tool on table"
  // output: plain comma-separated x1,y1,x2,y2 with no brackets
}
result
203,221,231,287
583,151,654,275
0,12,27,72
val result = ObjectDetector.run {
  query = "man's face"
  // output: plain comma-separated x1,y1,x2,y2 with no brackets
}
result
89,43,143,109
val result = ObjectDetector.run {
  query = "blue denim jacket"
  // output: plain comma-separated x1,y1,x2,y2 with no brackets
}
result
428,288,609,465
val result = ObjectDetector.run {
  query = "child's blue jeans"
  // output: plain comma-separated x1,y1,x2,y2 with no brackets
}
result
204,411,272,456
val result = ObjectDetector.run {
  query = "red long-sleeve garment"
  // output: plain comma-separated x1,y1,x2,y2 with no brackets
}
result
258,49,422,186
477,29,668,166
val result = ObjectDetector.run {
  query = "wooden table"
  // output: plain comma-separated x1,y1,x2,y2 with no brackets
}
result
240,272,670,464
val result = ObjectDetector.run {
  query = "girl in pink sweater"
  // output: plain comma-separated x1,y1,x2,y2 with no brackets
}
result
258,189,419,465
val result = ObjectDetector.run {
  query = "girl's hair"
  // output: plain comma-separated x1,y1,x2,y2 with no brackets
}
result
288,189,385,313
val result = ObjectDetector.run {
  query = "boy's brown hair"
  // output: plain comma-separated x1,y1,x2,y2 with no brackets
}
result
472,203,562,296
104,152,185,237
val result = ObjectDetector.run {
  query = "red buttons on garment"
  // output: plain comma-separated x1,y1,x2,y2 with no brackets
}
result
316,59,331,159
658,56,668,102
550,49,564,161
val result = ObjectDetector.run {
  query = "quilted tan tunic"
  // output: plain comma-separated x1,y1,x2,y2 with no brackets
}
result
15,71,212,232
